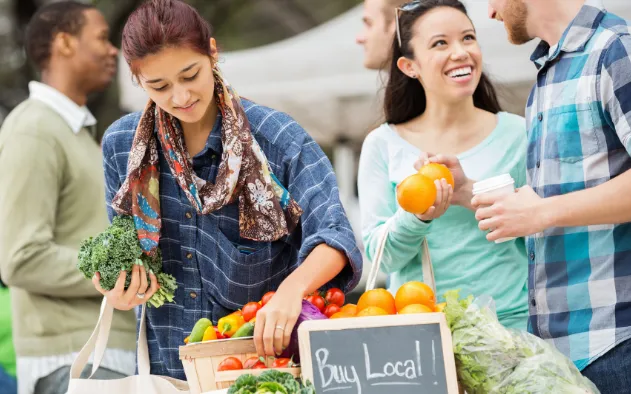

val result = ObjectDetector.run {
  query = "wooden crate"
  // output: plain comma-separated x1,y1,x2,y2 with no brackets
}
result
179,337,301,393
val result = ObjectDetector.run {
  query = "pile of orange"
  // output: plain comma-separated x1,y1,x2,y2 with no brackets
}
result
396,163,454,215
330,281,446,319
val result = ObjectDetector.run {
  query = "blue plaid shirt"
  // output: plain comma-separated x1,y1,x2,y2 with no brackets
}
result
102,98,362,379
526,0,631,370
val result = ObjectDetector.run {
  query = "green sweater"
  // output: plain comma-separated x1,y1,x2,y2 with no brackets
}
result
0,99,137,357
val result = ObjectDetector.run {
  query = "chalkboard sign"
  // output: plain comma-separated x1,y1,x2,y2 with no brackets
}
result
298,313,459,394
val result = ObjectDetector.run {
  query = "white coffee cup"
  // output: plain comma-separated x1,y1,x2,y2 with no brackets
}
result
472,174,516,244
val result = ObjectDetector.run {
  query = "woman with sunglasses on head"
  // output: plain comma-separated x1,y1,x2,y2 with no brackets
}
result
358,0,528,330
94,0,362,380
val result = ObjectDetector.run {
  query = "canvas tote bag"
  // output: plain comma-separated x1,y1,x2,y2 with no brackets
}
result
66,297,190,393
364,219,436,293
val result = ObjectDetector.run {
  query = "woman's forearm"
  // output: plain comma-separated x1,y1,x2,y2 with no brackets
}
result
278,244,347,296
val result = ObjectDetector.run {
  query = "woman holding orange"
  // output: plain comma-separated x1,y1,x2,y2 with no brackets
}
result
357,0,528,329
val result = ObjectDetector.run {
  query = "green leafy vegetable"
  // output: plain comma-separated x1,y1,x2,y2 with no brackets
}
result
443,290,600,394
77,215,177,308
227,370,313,394
255,382,287,394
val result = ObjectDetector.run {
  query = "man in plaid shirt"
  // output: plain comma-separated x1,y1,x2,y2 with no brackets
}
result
473,0,631,391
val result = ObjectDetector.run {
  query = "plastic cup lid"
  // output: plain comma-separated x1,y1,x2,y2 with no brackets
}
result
472,174,515,195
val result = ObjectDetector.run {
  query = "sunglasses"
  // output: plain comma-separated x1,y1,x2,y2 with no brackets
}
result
395,1,423,47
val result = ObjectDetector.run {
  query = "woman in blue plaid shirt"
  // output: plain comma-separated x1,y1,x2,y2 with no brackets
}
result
92,0,362,379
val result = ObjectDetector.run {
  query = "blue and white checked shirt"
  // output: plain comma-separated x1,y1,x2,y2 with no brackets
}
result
102,98,363,380
525,0,631,370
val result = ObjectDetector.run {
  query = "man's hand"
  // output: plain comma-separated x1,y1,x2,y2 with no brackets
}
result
472,185,549,241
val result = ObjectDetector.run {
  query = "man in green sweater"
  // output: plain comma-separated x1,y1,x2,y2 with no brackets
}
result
0,2,137,393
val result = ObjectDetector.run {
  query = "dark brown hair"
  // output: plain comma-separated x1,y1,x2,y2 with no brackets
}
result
384,0,502,125
122,0,213,78
25,1,95,71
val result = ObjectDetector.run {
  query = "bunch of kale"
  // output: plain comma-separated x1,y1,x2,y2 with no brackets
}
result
78,215,177,308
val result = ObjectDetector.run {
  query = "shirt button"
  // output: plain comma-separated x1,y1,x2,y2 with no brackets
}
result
536,161,540,168
185,212,192,219
530,252,535,260
190,292,197,299
186,253,193,260
538,113,543,122
531,298,536,307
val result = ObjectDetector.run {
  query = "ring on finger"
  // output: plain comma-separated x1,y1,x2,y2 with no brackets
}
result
136,292,146,299
275,325,284,332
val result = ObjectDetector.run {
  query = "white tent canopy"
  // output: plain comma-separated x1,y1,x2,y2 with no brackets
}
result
119,0,631,144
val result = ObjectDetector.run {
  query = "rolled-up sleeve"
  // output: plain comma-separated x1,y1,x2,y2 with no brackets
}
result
282,124,363,293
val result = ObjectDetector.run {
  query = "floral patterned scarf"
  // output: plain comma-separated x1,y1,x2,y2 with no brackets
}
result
111,65,303,255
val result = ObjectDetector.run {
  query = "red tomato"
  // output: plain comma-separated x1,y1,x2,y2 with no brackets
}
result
242,302,262,322
271,358,294,368
214,327,226,340
306,295,326,313
325,288,345,307
324,304,341,318
261,291,275,306
217,357,243,371
243,356,266,369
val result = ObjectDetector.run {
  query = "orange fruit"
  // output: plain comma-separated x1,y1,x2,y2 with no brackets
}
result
434,302,447,312
357,289,397,315
330,312,352,319
418,163,455,188
340,304,358,316
395,281,436,312
398,304,434,314
396,174,437,215
356,306,389,317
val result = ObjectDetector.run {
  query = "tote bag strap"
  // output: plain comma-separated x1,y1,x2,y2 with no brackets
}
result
70,298,152,379
365,218,436,294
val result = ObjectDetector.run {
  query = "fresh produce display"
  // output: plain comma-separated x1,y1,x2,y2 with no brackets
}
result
77,215,177,308
227,370,315,394
444,290,600,394
397,163,454,215
184,283,439,347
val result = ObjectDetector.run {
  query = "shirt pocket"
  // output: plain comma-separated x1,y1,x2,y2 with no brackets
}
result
210,230,288,308
545,104,601,163
204,202,288,308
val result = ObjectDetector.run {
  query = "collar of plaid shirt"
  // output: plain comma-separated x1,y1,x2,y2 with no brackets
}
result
530,0,606,69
